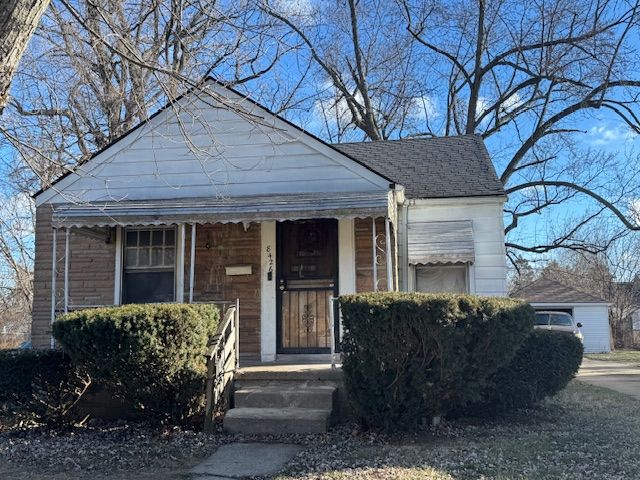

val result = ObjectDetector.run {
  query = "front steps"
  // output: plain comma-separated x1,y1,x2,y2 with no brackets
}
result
223,366,341,434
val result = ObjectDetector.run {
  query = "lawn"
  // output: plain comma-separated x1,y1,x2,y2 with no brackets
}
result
586,349,640,366
277,381,640,480
1,381,639,479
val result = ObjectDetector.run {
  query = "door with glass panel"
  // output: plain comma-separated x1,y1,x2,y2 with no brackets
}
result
276,219,338,353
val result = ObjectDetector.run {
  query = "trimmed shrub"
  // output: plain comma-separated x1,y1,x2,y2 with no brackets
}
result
0,349,90,425
53,303,219,423
464,330,584,415
339,292,535,431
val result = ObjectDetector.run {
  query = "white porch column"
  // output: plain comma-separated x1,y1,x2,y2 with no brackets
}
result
338,219,356,295
50,227,57,348
385,217,393,291
176,223,186,302
338,218,356,341
64,227,70,313
189,224,196,303
372,217,378,292
113,226,123,305
260,221,277,362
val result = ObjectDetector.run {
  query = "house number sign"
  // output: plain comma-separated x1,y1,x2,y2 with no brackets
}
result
266,245,274,281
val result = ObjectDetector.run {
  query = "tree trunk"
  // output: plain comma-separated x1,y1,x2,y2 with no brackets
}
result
0,0,50,113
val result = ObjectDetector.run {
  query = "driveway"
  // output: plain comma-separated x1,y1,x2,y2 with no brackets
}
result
577,357,640,400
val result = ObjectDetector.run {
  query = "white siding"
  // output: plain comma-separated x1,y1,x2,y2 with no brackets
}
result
37,82,389,206
402,198,507,296
573,305,611,353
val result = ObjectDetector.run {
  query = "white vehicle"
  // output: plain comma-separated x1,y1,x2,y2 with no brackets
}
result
534,311,584,342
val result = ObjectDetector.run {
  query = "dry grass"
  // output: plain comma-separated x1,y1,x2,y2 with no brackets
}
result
2,381,639,479
277,381,640,480
586,349,640,366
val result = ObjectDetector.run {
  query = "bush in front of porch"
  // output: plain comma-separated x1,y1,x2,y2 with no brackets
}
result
53,303,219,424
339,293,535,431
0,349,90,426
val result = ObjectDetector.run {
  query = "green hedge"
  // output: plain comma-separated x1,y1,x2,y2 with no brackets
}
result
0,349,90,425
339,292,535,431
53,303,219,423
464,330,584,415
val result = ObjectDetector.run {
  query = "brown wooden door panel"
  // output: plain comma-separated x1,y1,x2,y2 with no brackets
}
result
281,289,332,349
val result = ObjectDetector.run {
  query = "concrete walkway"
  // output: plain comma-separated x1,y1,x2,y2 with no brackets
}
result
577,358,640,400
190,442,303,479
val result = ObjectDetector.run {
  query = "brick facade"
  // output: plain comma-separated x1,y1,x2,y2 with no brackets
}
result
32,211,381,356
186,223,261,358
32,206,116,348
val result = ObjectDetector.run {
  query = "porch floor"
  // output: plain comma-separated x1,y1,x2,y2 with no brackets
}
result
237,359,343,382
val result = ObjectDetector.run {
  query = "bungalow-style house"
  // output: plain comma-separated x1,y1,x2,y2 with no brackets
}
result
31,79,508,363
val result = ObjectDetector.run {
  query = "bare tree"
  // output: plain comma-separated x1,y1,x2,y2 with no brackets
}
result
402,0,640,256
0,0,289,325
261,0,432,142
0,0,51,112
267,0,640,256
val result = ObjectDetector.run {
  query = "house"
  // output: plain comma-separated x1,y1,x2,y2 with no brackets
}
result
511,278,612,353
31,78,508,362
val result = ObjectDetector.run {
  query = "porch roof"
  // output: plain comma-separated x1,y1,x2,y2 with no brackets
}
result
51,191,392,228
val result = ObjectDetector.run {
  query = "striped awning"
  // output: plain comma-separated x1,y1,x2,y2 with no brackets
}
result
50,191,392,228
408,220,475,265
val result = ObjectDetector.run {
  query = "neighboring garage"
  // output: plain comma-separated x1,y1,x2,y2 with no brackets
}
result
512,278,612,353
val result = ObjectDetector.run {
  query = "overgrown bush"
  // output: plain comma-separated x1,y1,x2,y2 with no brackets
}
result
53,303,219,423
339,292,535,431
463,330,584,415
0,349,90,425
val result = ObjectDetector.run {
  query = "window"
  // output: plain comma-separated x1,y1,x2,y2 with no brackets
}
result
415,264,468,293
534,313,549,326
122,227,175,304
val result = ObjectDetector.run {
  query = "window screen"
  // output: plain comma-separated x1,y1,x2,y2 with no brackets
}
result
415,265,468,293
123,228,175,304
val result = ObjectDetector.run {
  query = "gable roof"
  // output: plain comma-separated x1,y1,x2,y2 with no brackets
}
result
334,135,505,199
511,277,609,304
33,78,394,201
33,78,503,202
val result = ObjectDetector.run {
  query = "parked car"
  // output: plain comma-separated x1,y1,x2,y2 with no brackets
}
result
534,311,583,342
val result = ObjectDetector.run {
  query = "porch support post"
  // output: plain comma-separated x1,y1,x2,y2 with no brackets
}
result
176,223,186,303
385,217,393,291
189,223,196,303
64,227,70,313
113,226,122,305
260,221,277,362
50,227,57,348
372,217,378,292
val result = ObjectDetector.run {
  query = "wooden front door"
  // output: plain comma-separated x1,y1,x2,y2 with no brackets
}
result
277,219,338,353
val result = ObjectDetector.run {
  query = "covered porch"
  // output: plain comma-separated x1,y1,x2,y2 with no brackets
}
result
45,191,398,361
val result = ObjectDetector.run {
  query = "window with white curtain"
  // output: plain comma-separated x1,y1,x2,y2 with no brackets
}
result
415,264,468,293
122,227,176,303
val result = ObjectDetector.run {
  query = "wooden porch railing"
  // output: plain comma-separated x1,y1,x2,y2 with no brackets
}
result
203,298,240,433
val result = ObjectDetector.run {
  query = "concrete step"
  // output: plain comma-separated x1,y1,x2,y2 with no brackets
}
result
234,384,336,410
223,407,331,434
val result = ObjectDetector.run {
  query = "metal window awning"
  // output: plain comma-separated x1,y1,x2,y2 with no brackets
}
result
408,220,475,265
51,191,392,228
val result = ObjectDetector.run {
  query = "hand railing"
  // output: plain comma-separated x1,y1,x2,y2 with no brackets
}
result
203,298,240,433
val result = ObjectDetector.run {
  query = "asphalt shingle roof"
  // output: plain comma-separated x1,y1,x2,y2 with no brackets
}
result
511,278,609,304
333,134,505,199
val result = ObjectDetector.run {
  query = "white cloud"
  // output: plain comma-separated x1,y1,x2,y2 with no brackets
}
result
269,0,314,18
588,124,637,146
410,95,438,121
313,88,363,126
